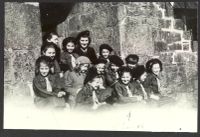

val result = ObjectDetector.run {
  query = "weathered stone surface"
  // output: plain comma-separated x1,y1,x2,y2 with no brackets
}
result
164,2,174,17
5,2,42,97
159,19,171,29
174,19,184,30
192,41,198,52
182,31,191,40
154,41,168,52
68,16,81,31
159,52,174,64
183,43,190,51
12,50,37,83
5,2,42,50
168,43,182,51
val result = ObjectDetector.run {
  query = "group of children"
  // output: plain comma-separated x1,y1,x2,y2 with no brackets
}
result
33,30,174,110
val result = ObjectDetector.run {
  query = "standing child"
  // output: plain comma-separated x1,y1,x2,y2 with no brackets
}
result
33,56,68,108
114,67,143,104
64,56,91,108
60,37,79,72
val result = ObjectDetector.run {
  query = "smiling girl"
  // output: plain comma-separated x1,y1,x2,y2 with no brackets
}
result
33,56,68,108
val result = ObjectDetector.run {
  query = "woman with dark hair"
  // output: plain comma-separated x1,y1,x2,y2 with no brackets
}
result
74,30,97,64
60,37,79,72
144,58,163,99
144,58,175,106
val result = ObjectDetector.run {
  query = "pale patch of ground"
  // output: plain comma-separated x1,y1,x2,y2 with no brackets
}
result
4,93,197,132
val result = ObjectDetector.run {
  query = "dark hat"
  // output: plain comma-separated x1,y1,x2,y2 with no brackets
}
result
84,67,99,85
125,54,139,65
132,65,146,79
109,55,124,67
99,44,113,53
94,58,107,65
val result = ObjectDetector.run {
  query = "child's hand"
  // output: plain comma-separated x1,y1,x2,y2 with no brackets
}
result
57,91,66,97
59,72,64,78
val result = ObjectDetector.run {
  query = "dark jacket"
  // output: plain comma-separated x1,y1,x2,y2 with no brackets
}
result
76,84,112,107
60,52,79,71
114,81,141,103
105,69,119,87
74,47,97,64
131,80,147,98
33,74,64,98
143,73,161,96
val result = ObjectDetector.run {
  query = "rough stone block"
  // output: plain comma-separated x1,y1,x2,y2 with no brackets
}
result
183,31,191,40
120,17,154,56
5,2,42,50
192,41,198,52
12,50,37,84
154,41,168,52
183,43,190,51
69,16,81,31
159,19,171,28
159,52,174,64
174,19,184,30
164,2,174,17
168,43,182,51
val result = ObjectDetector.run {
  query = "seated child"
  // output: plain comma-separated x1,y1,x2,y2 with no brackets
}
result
125,54,140,79
144,58,175,106
98,44,113,63
64,56,91,108
114,66,143,104
132,65,148,100
60,37,79,72
76,69,112,110
33,56,68,108
105,55,124,87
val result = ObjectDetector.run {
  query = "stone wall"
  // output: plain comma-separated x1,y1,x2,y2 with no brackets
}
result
4,2,42,97
57,2,121,55
57,2,197,94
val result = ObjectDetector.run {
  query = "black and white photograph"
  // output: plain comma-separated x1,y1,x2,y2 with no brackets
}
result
4,1,198,132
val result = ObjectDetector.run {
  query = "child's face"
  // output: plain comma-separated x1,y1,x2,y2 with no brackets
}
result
48,35,59,45
79,37,89,49
89,77,101,90
96,63,105,74
152,63,160,75
121,72,132,85
127,63,137,69
80,64,89,73
39,62,50,77
66,42,75,53
139,72,147,82
43,47,56,60
110,63,119,72
101,49,110,59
